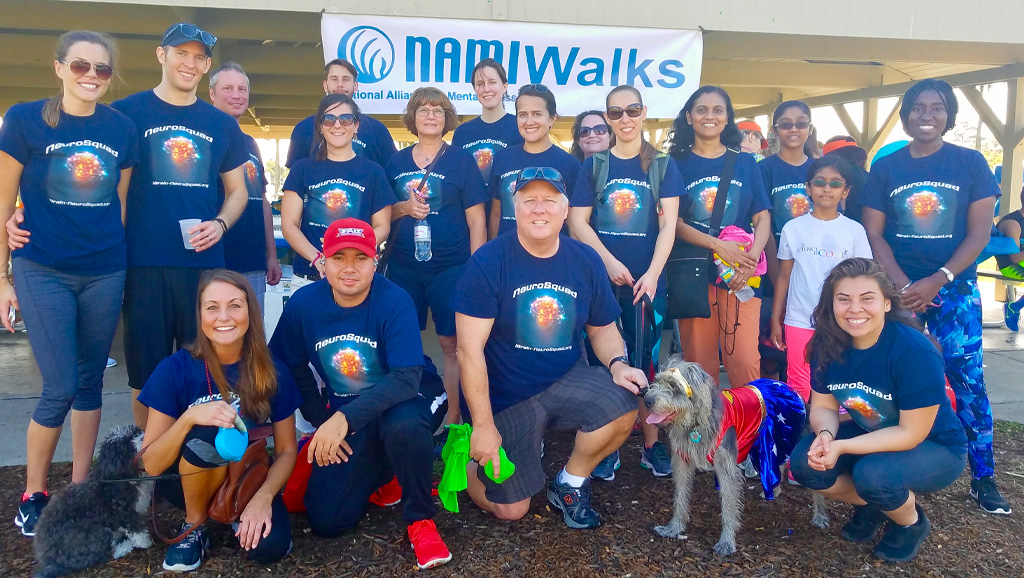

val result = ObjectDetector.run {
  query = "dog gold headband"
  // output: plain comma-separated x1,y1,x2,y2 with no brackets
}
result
668,368,693,398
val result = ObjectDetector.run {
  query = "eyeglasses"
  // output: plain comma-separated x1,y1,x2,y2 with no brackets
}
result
321,113,356,127
606,103,643,120
59,59,113,80
519,166,564,182
775,121,811,131
163,23,217,47
518,83,550,95
578,124,609,138
810,178,846,189
415,107,447,118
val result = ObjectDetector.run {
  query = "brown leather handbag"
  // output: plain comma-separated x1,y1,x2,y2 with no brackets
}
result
207,439,270,523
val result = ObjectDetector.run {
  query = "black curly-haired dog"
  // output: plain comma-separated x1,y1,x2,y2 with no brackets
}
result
33,425,154,578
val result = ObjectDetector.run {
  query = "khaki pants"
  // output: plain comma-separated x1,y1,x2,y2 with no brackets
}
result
677,284,761,388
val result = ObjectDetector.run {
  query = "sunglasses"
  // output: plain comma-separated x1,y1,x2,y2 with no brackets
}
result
321,113,356,127
810,178,846,189
606,103,643,120
578,124,609,138
59,58,113,80
518,83,550,95
163,23,217,47
519,166,564,182
775,121,811,131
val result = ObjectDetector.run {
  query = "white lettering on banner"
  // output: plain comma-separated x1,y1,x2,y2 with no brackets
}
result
143,125,214,142
321,14,703,117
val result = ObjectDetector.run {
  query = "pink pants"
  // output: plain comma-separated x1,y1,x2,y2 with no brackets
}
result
784,325,814,402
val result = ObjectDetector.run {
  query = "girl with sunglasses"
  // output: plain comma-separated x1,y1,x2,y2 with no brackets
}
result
570,110,612,162
385,87,488,426
569,85,683,480
281,94,396,285
451,59,524,191
668,85,772,390
769,156,872,401
488,84,580,238
0,30,138,536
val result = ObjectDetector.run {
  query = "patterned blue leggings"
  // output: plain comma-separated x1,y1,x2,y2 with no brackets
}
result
919,279,994,479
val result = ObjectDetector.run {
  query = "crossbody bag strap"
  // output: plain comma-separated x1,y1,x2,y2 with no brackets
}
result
379,142,449,266
707,149,738,238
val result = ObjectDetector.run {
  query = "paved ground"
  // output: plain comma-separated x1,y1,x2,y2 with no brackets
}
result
1,279,1022,467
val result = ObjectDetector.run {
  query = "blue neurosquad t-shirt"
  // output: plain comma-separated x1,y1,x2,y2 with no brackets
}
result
138,349,301,430
268,275,424,406
861,143,1000,281
112,91,248,268
384,146,488,272
452,234,621,414
676,151,771,234
0,100,138,274
450,114,524,186
221,134,269,273
570,153,684,289
283,156,396,277
491,145,581,236
286,113,397,169
811,321,967,449
759,154,814,240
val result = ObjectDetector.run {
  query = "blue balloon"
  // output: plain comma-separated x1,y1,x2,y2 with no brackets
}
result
215,426,248,462
871,140,910,167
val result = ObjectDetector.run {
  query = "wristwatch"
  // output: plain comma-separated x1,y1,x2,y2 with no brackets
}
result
608,355,631,371
939,267,954,283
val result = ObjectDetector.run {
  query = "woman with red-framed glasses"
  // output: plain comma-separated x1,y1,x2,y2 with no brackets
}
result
0,30,139,537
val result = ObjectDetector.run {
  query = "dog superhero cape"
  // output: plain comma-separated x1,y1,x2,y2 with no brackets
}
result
708,379,806,500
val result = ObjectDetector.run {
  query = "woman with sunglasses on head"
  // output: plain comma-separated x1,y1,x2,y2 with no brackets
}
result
281,94,396,286
385,88,488,426
0,31,139,536
861,79,1011,515
139,270,300,571
570,110,612,162
451,59,524,192
488,84,580,238
569,85,683,480
668,86,772,390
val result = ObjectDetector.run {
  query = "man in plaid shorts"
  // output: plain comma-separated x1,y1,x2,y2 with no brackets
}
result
453,167,645,529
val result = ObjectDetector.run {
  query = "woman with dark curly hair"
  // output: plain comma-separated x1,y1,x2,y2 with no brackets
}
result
790,257,966,563
570,110,611,162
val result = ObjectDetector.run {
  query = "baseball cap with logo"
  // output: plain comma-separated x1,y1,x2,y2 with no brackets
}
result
323,218,377,259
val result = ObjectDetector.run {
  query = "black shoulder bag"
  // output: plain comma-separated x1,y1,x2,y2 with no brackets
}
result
378,143,448,273
664,149,737,320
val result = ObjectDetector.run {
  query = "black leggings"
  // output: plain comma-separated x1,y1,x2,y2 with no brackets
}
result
790,421,967,511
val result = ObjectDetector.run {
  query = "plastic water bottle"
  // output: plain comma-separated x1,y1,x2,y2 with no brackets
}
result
714,256,754,302
414,219,432,262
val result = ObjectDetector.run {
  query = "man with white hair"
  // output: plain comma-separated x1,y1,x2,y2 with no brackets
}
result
453,167,644,529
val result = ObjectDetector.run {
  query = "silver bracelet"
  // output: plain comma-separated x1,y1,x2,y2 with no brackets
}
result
899,282,912,294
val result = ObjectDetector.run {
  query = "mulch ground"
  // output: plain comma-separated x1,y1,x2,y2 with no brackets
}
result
2,423,1023,577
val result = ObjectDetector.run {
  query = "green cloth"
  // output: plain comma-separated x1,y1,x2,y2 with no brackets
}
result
438,423,515,513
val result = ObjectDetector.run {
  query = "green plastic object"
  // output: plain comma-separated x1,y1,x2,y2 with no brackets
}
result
438,423,516,513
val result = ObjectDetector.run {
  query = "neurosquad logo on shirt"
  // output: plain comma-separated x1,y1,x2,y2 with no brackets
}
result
686,176,738,227
513,282,578,352
243,153,263,202
595,178,649,236
394,170,445,213
44,141,119,206
315,333,383,396
889,180,959,240
827,380,894,429
144,125,213,188
463,140,506,181
306,178,366,230
772,183,812,228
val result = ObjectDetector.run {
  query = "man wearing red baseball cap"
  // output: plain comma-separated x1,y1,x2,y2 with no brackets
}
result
269,218,452,569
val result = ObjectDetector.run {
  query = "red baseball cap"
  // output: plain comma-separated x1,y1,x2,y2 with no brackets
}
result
322,218,376,259
822,139,859,155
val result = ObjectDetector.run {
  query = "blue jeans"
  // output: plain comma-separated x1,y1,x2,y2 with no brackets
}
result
919,279,994,479
12,258,125,428
791,421,967,511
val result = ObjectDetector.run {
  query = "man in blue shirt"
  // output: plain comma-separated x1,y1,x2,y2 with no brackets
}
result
208,61,282,310
453,168,645,529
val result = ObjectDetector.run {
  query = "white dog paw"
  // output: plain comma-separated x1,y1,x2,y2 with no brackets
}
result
131,531,154,549
811,514,830,529
654,524,685,539
112,538,133,559
712,540,736,556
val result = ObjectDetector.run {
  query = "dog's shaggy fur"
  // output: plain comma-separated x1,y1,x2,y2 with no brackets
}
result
33,425,154,578
643,356,828,555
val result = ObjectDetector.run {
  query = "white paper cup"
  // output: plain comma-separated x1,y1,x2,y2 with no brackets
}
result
178,219,202,250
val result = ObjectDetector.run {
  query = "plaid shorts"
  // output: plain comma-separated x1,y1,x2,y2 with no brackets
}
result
480,362,637,504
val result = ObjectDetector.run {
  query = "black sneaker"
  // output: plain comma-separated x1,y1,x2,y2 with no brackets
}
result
640,441,673,477
873,505,931,563
547,477,601,529
162,523,209,572
841,504,888,543
970,476,1012,515
14,492,49,537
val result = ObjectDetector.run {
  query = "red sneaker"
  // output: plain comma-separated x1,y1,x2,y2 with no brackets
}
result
368,475,402,507
407,519,452,569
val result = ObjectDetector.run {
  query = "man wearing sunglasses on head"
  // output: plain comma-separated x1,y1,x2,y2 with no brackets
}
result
453,167,644,530
286,59,398,170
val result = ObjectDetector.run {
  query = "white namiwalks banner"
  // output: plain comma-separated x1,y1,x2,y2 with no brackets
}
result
321,14,703,118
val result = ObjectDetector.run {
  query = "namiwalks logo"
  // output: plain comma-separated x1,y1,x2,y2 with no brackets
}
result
339,26,395,83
